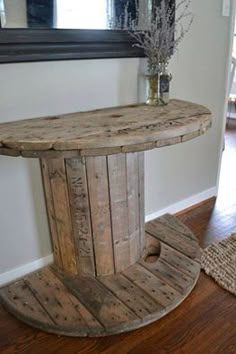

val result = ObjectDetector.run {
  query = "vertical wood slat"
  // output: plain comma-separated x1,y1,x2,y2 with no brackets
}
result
65,158,95,276
107,154,130,272
126,152,140,264
41,152,145,277
138,152,145,256
40,159,63,270
86,156,114,276
43,158,78,275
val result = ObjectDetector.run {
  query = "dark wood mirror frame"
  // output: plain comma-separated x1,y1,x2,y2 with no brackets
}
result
0,28,145,64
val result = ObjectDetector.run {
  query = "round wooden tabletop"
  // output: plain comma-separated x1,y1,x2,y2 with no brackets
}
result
0,100,211,158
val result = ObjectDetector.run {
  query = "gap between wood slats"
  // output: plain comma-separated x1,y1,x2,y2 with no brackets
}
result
123,263,182,308
85,156,114,276
126,153,140,264
138,152,145,256
106,155,117,274
60,274,139,328
139,259,192,295
96,278,145,320
23,280,57,325
84,158,98,277
135,262,183,297
120,271,167,309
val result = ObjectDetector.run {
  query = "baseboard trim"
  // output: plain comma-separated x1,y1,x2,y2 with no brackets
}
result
145,187,217,222
0,254,53,287
0,186,217,287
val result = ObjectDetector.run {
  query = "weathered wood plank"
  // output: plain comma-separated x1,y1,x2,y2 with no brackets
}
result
123,264,182,308
139,257,194,295
158,213,197,242
61,275,139,330
50,268,105,336
47,158,78,274
0,100,212,156
0,280,54,327
65,158,95,276
0,147,20,156
127,152,140,264
99,273,164,317
138,152,145,256
182,130,200,142
156,136,181,148
86,156,114,276
107,154,130,272
24,268,89,333
22,150,81,159
146,218,201,262
40,159,63,269
80,147,121,156
0,212,201,337
121,142,154,153
159,242,200,279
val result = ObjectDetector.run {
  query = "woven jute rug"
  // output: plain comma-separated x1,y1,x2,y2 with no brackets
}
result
201,234,236,296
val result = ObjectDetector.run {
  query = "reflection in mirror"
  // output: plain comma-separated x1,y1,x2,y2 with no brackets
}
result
0,0,148,30
0,1,175,64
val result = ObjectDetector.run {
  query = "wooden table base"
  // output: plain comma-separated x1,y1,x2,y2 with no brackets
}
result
0,101,211,337
0,215,201,337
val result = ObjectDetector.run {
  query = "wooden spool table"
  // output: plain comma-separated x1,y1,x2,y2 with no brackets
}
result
0,100,211,336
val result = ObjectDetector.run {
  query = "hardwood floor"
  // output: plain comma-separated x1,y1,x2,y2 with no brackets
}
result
0,127,235,354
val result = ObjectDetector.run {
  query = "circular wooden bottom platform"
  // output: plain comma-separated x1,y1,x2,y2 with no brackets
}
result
0,215,201,337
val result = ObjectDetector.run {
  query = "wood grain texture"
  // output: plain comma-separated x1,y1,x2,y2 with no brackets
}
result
138,152,145,256
146,216,201,262
126,152,141,264
40,159,63,269
107,154,130,272
0,215,201,337
41,153,144,277
0,100,211,156
43,158,78,275
65,158,95,276
0,188,235,351
86,156,115,276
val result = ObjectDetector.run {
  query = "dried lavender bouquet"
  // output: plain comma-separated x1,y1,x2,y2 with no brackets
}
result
127,0,193,75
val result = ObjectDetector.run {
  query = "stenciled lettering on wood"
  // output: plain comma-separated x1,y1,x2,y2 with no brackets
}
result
65,158,95,276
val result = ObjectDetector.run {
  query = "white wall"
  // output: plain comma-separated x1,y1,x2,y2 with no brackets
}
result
0,0,234,281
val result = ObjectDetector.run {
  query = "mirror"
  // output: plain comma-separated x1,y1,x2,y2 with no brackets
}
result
0,1,174,64
0,0,145,30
